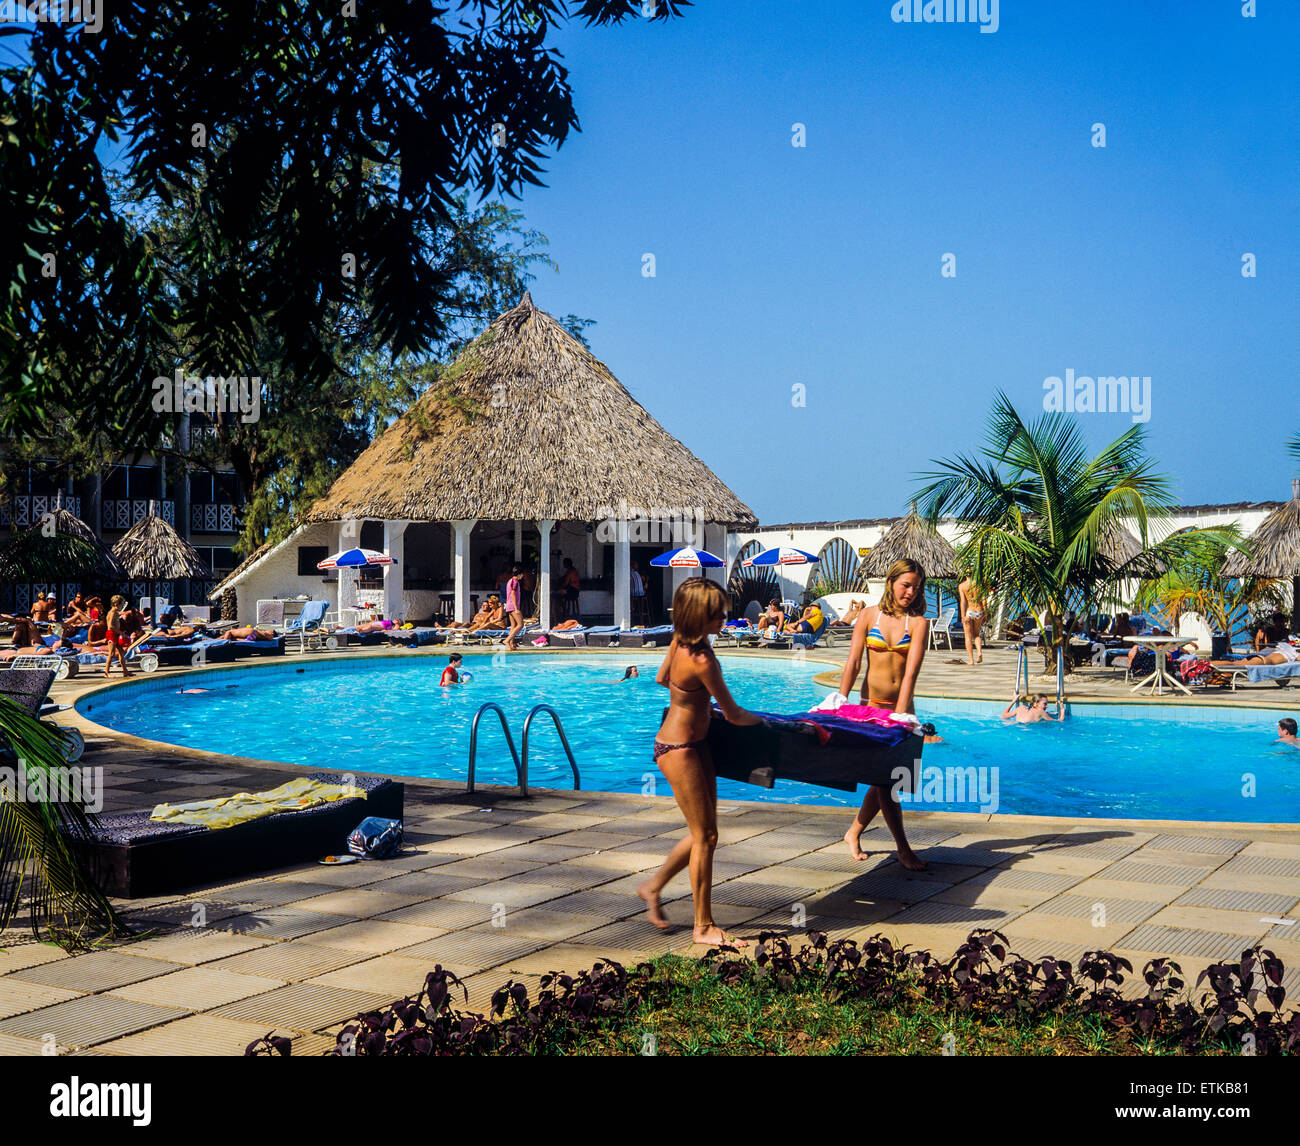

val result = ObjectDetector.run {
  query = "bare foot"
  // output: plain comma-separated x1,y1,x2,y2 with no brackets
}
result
843,827,872,861
694,923,747,947
976,653,983,663
896,847,928,871
637,881,670,930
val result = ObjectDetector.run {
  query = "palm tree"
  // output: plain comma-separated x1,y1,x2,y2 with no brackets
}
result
916,393,1233,673
0,701,124,946
1134,526,1283,647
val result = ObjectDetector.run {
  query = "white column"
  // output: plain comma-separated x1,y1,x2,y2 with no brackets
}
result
514,520,522,563
538,519,555,631
614,519,631,629
705,522,728,588
338,518,361,614
452,518,477,623
382,519,409,621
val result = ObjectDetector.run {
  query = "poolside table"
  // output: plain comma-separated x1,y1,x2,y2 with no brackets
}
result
1124,634,1191,696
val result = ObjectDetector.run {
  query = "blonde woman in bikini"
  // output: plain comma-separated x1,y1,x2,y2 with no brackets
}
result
638,578,764,947
837,558,930,870
959,575,988,665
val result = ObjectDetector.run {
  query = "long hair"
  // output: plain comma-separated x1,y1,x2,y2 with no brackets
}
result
672,577,728,651
879,558,926,617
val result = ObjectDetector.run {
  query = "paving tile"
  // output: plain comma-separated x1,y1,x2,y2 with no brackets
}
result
209,982,391,1030
1143,905,1277,937
1143,834,1250,856
286,887,430,918
201,880,332,908
1119,924,1262,961
307,920,446,954
804,894,908,923
482,907,610,943
217,907,355,941
542,830,658,850
1175,888,1300,915
0,979,84,1019
1000,914,1139,949
745,911,882,939
0,995,186,1047
832,871,952,903
374,871,490,897
1237,841,1300,860
0,1033,50,1055
432,856,547,879
997,936,1089,964
507,863,624,890
1220,855,1300,879
445,882,575,909
586,873,691,901
264,862,403,887
374,899,496,930
1266,920,1300,942
1198,870,1300,897
486,842,599,864
928,882,1061,911
499,944,651,976
709,881,811,911
963,868,1081,893
421,833,530,857
0,943,69,975
542,890,646,919
395,931,548,971
1096,860,1216,886
513,812,615,831
96,1013,284,1057
109,967,285,1010
310,954,449,999
858,825,960,847
207,943,370,981
570,918,688,954
117,930,271,965
11,950,183,993
884,901,1022,928
574,850,668,873
1050,836,1148,861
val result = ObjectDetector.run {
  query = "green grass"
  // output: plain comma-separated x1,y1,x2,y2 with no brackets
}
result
537,955,1241,1057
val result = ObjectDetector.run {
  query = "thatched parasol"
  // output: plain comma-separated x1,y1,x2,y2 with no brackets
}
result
0,499,126,584
302,293,756,527
852,502,959,585
1221,479,1300,618
112,505,211,618
1099,519,1165,577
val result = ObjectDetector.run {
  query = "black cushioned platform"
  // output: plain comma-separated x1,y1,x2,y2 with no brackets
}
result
65,772,404,898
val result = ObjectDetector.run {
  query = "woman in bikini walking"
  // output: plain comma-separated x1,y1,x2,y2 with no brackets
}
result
958,573,988,666
638,578,764,947
838,558,929,869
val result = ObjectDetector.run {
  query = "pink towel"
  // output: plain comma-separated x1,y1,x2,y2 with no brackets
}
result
836,704,904,728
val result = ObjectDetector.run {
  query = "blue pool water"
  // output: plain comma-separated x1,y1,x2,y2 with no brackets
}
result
78,655,1300,822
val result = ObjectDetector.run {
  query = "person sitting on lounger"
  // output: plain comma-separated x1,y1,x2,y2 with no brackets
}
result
1,616,58,657
64,592,91,627
757,598,786,635
1274,718,1298,748
1212,642,1299,668
786,602,825,636
440,653,463,685
30,592,56,624
831,600,866,628
1001,694,1065,723
228,625,276,641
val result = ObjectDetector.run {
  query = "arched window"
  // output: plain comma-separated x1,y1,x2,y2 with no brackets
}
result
729,539,778,615
813,536,858,594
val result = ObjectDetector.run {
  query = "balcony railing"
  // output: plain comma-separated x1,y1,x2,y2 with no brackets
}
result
103,499,174,530
191,503,236,533
0,495,82,528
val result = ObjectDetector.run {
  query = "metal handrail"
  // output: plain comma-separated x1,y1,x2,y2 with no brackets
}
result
520,704,581,798
467,703,522,794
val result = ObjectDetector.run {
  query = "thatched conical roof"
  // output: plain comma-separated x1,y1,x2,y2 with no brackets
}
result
0,502,126,582
1222,480,1300,578
303,294,756,526
1099,519,1166,576
112,512,211,580
853,503,959,583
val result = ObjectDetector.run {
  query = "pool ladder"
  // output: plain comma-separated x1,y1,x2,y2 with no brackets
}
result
1012,642,1066,709
466,703,581,798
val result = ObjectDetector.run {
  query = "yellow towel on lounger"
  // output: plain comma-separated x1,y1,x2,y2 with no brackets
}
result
150,777,367,830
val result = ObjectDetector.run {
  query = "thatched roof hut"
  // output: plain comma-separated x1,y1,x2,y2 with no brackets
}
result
853,503,959,584
1098,519,1166,577
1221,479,1300,615
112,510,212,581
0,503,126,583
303,293,755,526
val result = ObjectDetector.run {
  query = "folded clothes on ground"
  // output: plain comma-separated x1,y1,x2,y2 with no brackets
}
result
151,776,367,830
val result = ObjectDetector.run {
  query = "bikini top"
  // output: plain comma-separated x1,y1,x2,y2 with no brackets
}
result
865,608,911,653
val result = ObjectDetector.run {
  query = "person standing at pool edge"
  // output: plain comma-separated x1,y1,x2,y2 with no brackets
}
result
958,573,988,665
503,565,524,651
837,558,930,869
638,578,764,947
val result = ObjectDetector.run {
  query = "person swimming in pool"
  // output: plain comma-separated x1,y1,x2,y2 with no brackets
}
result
638,578,764,948
1275,718,1298,748
1001,694,1065,723
836,558,931,870
617,665,639,682
440,653,463,686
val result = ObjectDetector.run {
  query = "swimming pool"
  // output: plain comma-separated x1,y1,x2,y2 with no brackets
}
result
77,654,1300,822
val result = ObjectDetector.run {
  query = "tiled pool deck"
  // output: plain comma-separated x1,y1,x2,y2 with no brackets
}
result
1,643,1297,1056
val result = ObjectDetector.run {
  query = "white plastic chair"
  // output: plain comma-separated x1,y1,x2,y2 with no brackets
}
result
930,607,956,649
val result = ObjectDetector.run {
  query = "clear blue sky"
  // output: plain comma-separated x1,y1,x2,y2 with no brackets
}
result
509,0,1299,523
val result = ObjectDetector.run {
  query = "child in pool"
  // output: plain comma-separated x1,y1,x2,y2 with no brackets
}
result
440,653,463,686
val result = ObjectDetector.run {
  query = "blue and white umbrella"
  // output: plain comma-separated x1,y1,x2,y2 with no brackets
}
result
317,547,397,569
649,546,724,568
742,546,819,567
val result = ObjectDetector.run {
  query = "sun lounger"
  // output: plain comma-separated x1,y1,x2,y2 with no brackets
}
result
64,772,405,898
145,637,240,667
385,627,446,647
704,707,921,793
617,625,674,648
1215,661,1300,691
230,634,285,657
0,667,83,762
4,651,79,679
544,625,590,646
584,625,624,647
